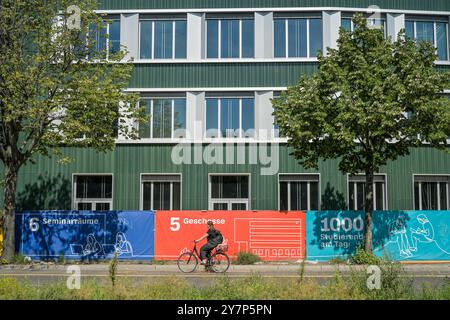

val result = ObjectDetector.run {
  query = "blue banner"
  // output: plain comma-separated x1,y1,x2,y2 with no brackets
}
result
306,211,450,261
16,211,155,260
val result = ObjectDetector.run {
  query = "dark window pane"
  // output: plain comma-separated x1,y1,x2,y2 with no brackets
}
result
207,20,219,58
280,182,288,211
436,22,448,60
341,18,352,32
221,98,240,138
140,21,152,59
290,182,299,210
300,182,308,211
348,182,355,210
206,99,219,137
232,203,246,210
274,19,286,57
310,182,319,210
153,182,170,210
414,182,420,210
440,183,448,210
242,98,254,137
416,21,434,43
242,19,254,58
139,100,151,138
76,175,111,199
309,19,322,57
155,21,173,59
153,99,172,138
221,19,240,58
288,19,307,57
78,203,92,210
405,21,414,39
173,99,186,138
422,182,438,210
356,182,365,211
173,182,181,210
175,20,187,58
213,203,228,210
375,182,384,210
96,203,110,211
109,20,121,55
143,182,152,210
211,176,248,199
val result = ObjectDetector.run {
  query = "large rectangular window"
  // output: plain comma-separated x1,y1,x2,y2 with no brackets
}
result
88,17,121,58
206,96,255,138
139,97,186,139
405,19,449,61
73,175,113,211
341,16,386,37
142,175,181,210
139,17,187,59
274,17,322,58
279,175,319,211
414,175,449,210
207,17,254,59
348,175,387,211
209,175,249,210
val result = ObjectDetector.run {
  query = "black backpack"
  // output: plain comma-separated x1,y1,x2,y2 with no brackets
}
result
214,230,224,244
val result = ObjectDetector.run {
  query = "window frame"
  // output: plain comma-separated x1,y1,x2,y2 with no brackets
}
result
205,17,255,59
404,19,449,62
412,174,450,210
347,173,388,211
208,173,251,210
273,17,323,59
340,17,387,36
139,173,182,211
205,95,255,139
72,173,114,211
138,96,187,140
278,173,321,211
138,17,187,60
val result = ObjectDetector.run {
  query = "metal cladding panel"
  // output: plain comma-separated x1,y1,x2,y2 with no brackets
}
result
1,145,449,211
97,1,450,11
129,63,319,88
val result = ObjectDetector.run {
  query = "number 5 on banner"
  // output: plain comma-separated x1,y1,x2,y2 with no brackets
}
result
170,217,180,231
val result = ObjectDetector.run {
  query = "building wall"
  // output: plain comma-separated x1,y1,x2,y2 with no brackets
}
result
2,145,448,211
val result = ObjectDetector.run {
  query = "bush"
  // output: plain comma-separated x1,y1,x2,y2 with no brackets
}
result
13,254,32,265
349,246,383,265
235,251,261,265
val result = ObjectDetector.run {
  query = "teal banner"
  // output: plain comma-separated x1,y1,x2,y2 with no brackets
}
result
306,211,450,261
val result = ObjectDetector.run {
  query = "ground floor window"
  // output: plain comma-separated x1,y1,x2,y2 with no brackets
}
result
348,175,387,211
209,175,249,210
414,175,449,210
141,174,181,210
73,175,113,211
279,174,319,211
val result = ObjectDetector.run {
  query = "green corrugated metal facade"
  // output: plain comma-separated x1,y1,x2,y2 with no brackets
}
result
97,0,450,11
1,1,449,212
3,145,449,211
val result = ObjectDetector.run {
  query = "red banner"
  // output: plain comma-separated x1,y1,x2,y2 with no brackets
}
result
154,211,305,261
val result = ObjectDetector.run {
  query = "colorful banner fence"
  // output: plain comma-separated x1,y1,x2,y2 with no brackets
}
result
16,211,155,260
306,211,450,261
154,211,306,261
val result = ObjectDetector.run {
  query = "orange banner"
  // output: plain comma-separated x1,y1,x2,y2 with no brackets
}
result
154,211,306,261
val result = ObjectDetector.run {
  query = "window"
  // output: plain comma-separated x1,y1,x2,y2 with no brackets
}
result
405,19,448,61
272,92,286,138
209,175,250,210
414,175,449,210
206,96,255,138
279,175,319,211
139,97,186,139
341,17,386,35
73,175,113,211
141,175,181,210
139,17,187,59
348,175,387,211
89,18,121,58
207,17,254,58
274,17,322,58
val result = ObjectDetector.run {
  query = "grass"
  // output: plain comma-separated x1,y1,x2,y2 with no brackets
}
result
0,268,448,300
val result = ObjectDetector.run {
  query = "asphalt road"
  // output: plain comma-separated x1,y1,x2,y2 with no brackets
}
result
0,263,449,289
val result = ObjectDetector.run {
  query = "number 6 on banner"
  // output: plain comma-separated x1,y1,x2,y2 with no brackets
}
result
170,217,180,231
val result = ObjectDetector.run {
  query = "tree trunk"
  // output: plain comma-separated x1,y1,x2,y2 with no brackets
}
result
364,170,374,253
1,164,18,262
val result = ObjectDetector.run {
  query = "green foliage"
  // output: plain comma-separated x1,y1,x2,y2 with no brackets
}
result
235,251,262,265
109,251,118,288
12,254,31,265
57,253,65,265
349,246,383,265
273,13,450,176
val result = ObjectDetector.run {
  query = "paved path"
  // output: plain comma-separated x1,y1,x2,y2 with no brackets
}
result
0,263,448,287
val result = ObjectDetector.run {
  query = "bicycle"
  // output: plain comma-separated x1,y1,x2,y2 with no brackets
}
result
177,242,230,273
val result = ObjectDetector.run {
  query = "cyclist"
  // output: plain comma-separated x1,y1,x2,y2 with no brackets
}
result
194,220,223,265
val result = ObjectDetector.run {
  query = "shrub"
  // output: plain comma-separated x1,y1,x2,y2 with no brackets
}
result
109,251,119,288
235,251,261,265
349,246,383,265
13,254,32,265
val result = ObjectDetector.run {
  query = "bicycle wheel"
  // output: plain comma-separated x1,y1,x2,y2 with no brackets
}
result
210,252,230,273
177,252,198,273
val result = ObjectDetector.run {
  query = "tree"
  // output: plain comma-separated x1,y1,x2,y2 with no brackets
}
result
0,0,144,261
273,14,450,253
